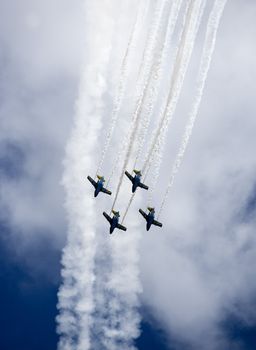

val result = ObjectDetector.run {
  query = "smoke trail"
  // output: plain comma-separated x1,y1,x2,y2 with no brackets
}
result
122,193,136,224
123,0,205,218
133,0,184,170
142,0,205,176
107,0,167,189
99,217,143,350
121,0,184,222
136,0,169,90
95,2,168,345
56,2,116,349
95,0,147,178
144,0,206,205
147,0,207,205
110,0,170,211
158,0,228,218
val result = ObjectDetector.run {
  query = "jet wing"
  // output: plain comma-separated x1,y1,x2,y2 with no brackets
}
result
125,171,133,182
139,209,147,220
138,182,149,190
153,220,163,228
103,212,112,223
87,176,97,188
101,187,112,196
117,223,127,231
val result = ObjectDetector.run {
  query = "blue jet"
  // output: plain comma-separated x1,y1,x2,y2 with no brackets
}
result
139,207,163,231
125,170,149,193
87,175,112,197
103,210,127,234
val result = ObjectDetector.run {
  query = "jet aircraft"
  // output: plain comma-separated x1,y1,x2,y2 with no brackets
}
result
125,170,149,193
103,210,127,234
87,175,112,197
139,207,163,231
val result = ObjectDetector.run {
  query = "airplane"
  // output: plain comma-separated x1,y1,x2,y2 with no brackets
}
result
103,210,127,234
125,170,149,193
87,175,112,197
139,207,163,231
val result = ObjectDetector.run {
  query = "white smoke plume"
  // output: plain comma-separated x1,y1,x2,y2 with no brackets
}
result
57,1,228,349
158,0,228,218
56,1,116,349
100,3,182,346
145,0,206,205
133,0,184,170
136,0,170,91
110,0,170,211
122,0,184,221
142,0,205,177
97,215,143,350
96,0,148,179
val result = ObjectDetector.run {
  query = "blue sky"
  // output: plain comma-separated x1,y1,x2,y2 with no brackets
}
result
1,0,256,349
0,219,170,350
0,223,256,350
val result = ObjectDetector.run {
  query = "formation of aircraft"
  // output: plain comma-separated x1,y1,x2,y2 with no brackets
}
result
87,171,163,233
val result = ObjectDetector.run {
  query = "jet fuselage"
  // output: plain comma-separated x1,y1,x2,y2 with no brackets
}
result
110,215,119,234
132,174,142,193
146,212,155,231
94,179,104,197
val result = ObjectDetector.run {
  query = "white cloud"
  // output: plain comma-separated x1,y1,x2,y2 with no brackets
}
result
139,1,256,348
1,0,256,349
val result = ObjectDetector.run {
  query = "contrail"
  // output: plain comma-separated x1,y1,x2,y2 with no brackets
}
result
133,0,184,171
142,0,206,178
124,0,205,219
110,0,170,212
95,2,169,346
158,0,228,218
95,0,148,179
122,193,136,225
107,0,168,191
99,219,143,350
56,77,101,350
122,0,184,222
56,2,116,349
144,0,207,205
136,0,169,90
